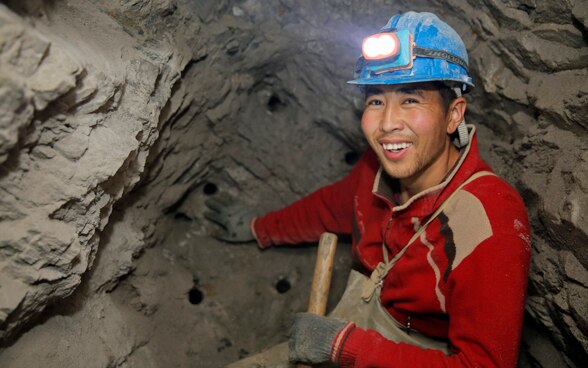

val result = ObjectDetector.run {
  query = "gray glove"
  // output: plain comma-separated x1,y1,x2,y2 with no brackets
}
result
204,195,255,243
288,313,350,365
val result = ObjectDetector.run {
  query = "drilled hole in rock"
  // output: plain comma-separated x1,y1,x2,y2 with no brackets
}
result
174,212,191,221
203,182,218,195
188,287,204,305
267,94,285,112
345,151,360,166
275,277,291,294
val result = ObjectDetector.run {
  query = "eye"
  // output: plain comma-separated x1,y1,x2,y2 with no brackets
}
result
365,97,384,107
403,98,419,104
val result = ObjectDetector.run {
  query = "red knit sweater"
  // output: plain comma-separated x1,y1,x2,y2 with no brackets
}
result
253,130,531,367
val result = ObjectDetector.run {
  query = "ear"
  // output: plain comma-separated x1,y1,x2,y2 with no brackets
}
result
446,97,467,134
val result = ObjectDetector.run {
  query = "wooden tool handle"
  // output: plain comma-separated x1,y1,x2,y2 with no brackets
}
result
307,232,338,315
297,232,338,368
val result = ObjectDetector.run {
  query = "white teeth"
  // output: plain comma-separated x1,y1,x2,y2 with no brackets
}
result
382,142,412,151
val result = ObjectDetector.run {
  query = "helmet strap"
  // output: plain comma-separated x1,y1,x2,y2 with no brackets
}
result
451,87,469,148
453,120,469,148
413,46,469,73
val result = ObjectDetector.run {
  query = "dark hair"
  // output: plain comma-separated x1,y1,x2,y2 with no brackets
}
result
362,81,460,113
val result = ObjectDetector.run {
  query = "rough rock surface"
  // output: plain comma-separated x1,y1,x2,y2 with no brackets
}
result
0,0,586,367
0,0,196,342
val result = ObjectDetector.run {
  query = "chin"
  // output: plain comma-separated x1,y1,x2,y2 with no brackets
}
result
381,163,414,180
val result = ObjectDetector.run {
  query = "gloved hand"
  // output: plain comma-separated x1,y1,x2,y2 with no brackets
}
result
288,313,355,365
203,194,256,243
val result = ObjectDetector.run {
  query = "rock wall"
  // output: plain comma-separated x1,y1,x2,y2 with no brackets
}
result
0,0,197,341
0,0,586,367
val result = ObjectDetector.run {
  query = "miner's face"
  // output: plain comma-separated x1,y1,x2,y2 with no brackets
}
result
361,83,465,190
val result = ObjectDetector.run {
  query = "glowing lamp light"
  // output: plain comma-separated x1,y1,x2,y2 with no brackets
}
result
362,33,400,60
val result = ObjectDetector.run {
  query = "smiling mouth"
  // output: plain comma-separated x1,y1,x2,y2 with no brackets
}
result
382,142,412,153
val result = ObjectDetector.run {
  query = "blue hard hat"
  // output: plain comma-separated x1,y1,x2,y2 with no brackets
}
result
348,12,474,92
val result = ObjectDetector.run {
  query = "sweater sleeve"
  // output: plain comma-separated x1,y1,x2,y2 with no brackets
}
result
335,233,531,368
253,150,373,248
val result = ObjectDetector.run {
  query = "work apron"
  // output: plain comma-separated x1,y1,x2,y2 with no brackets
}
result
328,268,450,353
227,171,494,367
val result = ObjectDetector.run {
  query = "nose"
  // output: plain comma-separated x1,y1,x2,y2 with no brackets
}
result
380,103,403,133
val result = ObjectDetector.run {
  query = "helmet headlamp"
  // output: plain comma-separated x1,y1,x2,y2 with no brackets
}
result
360,29,414,73
362,33,400,60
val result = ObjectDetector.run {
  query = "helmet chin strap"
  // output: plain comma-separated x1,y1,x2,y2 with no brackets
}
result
452,86,469,148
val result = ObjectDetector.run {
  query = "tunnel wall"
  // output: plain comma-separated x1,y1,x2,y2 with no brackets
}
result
0,0,196,339
0,0,586,367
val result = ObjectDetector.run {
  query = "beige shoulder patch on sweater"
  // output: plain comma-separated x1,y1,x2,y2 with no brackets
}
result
444,190,493,270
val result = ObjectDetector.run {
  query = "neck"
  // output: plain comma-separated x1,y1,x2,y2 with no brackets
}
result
399,144,460,204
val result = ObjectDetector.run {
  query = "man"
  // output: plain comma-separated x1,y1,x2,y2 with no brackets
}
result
206,11,531,368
